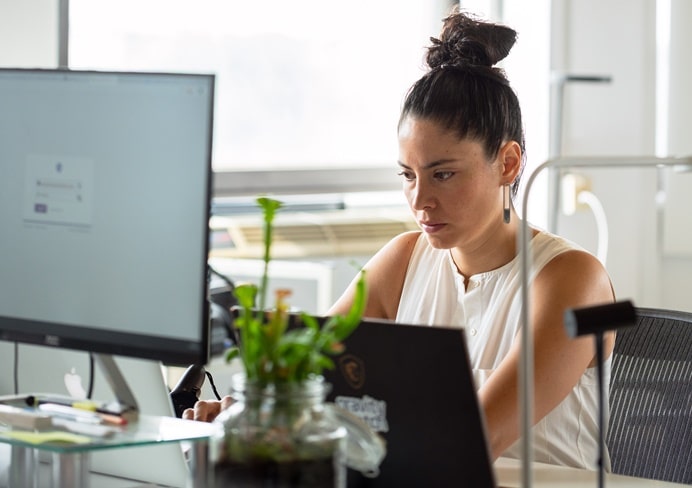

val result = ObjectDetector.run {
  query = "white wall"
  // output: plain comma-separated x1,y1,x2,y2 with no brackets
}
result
667,0,692,158
0,0,58,67
657,0,692,310
551,0,692,312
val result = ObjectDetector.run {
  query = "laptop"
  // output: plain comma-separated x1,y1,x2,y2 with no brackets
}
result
322,317,497,488
228,312,497,487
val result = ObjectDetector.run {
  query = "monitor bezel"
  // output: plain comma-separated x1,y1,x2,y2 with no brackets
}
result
0,67,215,367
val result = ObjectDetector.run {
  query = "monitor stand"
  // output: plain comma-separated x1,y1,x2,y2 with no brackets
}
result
92,353,140,419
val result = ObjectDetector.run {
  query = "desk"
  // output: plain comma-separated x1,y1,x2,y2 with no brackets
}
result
0,410,219,488
495,458,689,487
4,450,687,487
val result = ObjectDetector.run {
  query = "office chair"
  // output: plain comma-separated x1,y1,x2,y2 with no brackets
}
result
607,307,692,484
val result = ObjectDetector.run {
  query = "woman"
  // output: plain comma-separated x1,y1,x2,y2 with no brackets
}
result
187,9,615,470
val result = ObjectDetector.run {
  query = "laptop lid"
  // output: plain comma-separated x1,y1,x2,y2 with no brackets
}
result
228,312,496,487
322,317,496,488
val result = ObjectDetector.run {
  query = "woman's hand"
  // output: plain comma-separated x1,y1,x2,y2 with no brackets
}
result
182,396,233,422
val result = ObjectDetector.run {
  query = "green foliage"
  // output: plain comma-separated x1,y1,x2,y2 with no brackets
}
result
225,197,367,387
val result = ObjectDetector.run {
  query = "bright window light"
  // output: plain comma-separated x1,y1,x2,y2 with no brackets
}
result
69,0,453,172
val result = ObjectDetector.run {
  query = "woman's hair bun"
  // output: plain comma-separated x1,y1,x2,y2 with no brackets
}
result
426,9,517,70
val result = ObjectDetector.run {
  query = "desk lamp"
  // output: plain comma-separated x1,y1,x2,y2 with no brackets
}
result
564,300,637,488
518,154,692,488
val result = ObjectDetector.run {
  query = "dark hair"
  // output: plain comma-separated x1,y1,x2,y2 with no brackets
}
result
399,9,526,197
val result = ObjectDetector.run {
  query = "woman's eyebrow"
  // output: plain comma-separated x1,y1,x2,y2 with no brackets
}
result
397,159,458,170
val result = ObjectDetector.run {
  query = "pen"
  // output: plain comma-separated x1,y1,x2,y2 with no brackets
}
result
93,411,128,426
26,396,128,425
26,395,99,411
36,402,128,426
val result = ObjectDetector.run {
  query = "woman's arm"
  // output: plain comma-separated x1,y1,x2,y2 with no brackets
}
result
328,231,420,319
478,249,615,460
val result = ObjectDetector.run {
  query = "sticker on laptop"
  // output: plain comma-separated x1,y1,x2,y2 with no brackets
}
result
335,395,389,433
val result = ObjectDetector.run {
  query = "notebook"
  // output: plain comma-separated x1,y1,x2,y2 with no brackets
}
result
321,317,497,488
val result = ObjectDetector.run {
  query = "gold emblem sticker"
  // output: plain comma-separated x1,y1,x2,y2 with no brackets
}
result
338,354,365,390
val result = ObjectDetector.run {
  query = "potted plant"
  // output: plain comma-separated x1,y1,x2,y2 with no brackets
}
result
210,197,377,487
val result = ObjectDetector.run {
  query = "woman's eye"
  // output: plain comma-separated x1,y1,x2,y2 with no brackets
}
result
397,170,414,181
434,171,454,181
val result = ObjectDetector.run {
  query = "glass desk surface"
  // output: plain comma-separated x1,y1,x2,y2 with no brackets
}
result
0,393,220,453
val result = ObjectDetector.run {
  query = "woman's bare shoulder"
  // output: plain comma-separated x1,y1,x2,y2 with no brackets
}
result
534,248,614,307
371,230,421,268
361,230,422,318
542,248,608,278
381,230,421,253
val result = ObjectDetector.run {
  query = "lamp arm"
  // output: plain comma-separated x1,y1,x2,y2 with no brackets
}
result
518,154,692,488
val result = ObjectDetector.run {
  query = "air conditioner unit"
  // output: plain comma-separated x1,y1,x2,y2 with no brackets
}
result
210,206,417,259
208,257,335,315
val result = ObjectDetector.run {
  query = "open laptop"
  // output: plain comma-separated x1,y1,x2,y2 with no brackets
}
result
228,312,497,487
321,317,497,488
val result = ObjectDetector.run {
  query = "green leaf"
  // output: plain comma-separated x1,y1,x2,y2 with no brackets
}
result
256,197,283,312
225,346,240,363
234,284,258,309
257,197,283,222
328,269,367,341
224,195,368,386
297,313,321,331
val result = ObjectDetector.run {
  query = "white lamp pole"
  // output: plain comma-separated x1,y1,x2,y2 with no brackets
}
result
518,154,692,488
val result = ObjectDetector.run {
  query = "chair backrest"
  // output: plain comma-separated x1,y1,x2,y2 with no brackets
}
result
607,307,692,484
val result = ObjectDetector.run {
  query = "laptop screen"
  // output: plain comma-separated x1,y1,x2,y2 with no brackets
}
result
323,317,496,487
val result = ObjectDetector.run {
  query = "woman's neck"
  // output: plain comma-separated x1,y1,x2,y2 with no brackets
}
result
449,216,522,282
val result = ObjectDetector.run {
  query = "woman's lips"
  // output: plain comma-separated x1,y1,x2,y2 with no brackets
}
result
419,222,446,233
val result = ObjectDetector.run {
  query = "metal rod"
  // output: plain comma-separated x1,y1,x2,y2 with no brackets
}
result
546,73,612,233
518,154,692,488
57,0,70,68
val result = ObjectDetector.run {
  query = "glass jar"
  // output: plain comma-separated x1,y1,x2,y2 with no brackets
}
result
210,374,347,487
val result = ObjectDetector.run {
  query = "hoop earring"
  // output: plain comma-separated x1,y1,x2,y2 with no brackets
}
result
503,184,511,224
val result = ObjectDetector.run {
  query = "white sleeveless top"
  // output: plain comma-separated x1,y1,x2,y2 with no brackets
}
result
396,231,610,470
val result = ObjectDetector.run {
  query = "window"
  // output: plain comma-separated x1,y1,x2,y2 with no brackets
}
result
68,0,549,227
69,0,455,173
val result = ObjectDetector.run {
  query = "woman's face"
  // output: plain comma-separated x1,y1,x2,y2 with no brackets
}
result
397,116,505,251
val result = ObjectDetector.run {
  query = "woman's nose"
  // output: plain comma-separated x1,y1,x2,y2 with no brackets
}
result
408,180,434,211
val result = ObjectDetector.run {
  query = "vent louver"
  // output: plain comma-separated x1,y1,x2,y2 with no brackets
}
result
211,208,417,258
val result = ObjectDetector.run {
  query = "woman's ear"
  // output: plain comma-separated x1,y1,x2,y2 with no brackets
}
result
498,140,522,184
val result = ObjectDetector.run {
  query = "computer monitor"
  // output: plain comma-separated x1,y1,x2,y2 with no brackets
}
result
0,68,214,378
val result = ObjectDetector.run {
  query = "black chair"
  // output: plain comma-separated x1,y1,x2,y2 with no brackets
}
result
607,307,692,484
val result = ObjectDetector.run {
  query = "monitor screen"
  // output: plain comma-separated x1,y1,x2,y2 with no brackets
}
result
0,68,214,367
